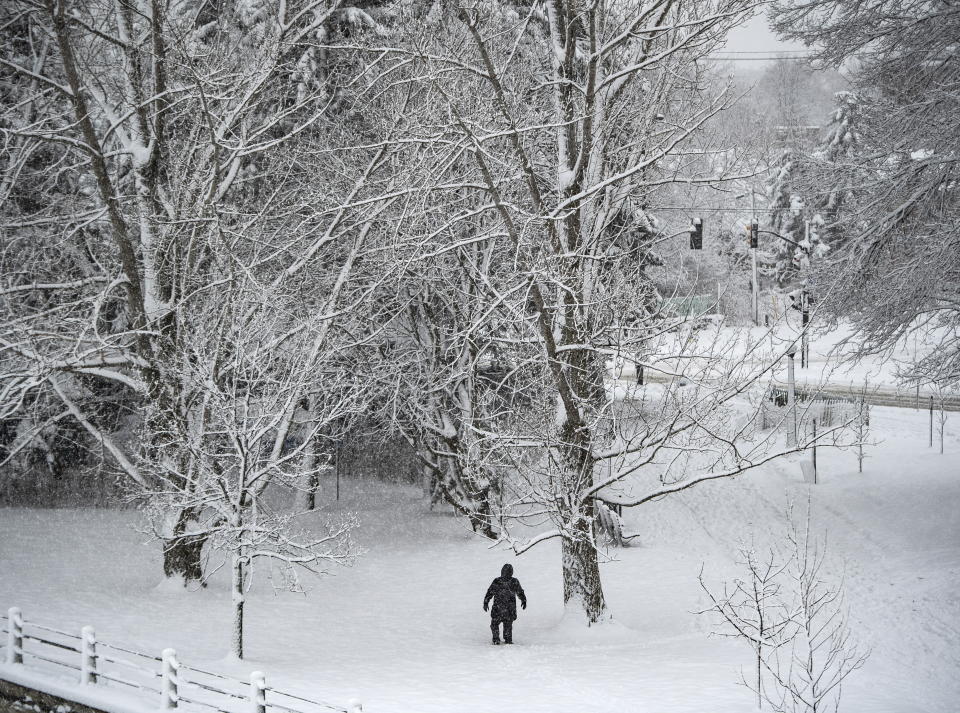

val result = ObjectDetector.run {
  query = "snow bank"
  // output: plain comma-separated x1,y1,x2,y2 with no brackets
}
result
0,664,157,713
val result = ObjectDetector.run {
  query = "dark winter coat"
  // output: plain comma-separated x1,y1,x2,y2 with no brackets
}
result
483,564,527,621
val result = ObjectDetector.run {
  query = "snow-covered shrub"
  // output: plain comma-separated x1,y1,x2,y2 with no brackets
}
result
593,500,638,548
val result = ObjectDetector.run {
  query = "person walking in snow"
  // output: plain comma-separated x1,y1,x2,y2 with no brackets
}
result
483,563,527,645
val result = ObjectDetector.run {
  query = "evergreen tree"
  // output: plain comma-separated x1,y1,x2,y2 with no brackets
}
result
767,148,808,285
808,90,862,252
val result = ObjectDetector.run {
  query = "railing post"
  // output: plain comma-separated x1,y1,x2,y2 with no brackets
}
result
786,349,798,449
250,671,266,713
6,607,23,665
160,648,179,710
349,699,363,713
812,419,818,485
80,626,98,684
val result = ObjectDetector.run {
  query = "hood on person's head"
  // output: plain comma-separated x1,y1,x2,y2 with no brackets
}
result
501,563,513,578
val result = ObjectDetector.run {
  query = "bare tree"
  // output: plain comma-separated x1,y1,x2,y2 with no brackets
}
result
140,276,362,659
854,386,870,473
934,384,950,455
387,272,507,539
701,505,869,712
699,545,795,708
335,0,848,625
767,515,869,713
0,0,404,579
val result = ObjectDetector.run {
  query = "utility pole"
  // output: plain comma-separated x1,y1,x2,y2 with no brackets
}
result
812,419,818,484
751,190,759,326
786,346,798,448
800,220,810,368
335,439,341,500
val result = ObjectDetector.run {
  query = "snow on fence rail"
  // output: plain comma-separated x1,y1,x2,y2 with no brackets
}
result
0,608,361,713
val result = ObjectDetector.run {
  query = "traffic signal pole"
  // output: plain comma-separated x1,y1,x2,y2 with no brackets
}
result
751,191,759,326
801,220,810,368
786,347,798,448
756,224,814,366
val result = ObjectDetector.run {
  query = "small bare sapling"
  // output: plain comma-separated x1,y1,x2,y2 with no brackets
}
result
700,506,869,712
855,396,870,474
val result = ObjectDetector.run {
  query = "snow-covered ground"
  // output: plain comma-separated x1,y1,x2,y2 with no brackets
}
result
1,406,958,713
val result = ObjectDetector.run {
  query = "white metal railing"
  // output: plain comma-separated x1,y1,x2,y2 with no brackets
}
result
1,608,361,713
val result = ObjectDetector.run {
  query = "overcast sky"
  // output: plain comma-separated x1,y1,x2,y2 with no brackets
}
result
722,10,808,55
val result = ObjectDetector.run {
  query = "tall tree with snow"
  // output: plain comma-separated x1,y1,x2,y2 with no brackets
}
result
803,90,862,256
0,0,402,580
347,0,828,625
140,276,361,659
771,0,960,387
386,260,509,540
767,148,809,285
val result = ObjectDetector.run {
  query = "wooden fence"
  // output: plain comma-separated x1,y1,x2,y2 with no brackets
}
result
0,608,361,713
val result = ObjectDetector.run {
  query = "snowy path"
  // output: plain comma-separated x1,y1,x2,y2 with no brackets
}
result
1,406,958,712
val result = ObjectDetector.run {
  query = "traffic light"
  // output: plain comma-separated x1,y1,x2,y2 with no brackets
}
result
689,218,703,250
746,221,759,249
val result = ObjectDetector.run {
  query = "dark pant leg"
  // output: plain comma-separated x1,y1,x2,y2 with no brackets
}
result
502,619,513,644
490,618,501,642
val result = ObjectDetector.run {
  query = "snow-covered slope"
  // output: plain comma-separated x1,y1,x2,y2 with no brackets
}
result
1,406,957,712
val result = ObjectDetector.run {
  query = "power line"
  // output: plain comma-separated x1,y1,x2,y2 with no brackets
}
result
703,55,814,62
712,50,814,54
644,206,840,214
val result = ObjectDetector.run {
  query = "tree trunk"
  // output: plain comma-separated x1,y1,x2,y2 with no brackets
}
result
230,553,245,660
302,438,319,511
162,535,205,583
304,472,318,511
435,468,499,540
467,494,498,540
162,508,205,584
561,515,607,624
